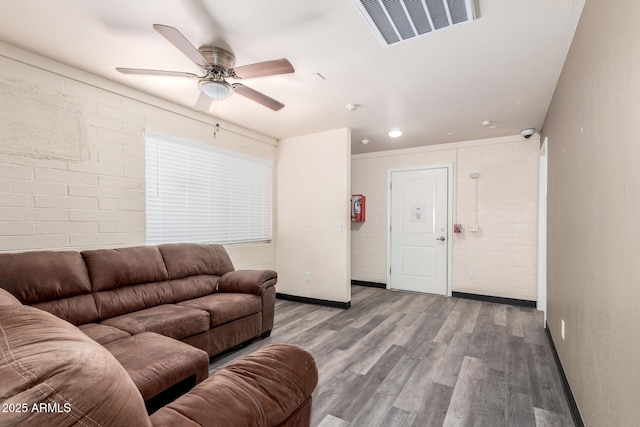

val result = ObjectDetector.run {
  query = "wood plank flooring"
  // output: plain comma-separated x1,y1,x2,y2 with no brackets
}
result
209,285,574,427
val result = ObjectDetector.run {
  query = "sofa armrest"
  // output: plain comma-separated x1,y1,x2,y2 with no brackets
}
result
150,343,318,427
217,269,277,295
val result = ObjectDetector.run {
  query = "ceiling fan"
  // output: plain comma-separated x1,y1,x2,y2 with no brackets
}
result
116,24,294,111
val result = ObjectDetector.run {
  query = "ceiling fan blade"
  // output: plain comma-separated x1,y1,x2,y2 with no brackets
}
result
194,91,213,111
233,84,285,111
153,24,210,69
233,59,294,79
116,67,199,78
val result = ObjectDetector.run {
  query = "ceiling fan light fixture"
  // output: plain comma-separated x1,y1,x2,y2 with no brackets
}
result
199,80,233,100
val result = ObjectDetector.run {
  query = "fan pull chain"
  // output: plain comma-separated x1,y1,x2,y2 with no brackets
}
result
213,88,220,139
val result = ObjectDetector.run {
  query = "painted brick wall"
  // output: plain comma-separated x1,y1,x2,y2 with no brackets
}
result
351,136,539,301
351,146,456,284
0,44,276,269
454,141,539,300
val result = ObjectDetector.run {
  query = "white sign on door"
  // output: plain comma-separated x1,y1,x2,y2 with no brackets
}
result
411,204,426,222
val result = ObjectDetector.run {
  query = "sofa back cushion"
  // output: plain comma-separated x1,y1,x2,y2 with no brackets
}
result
0,251,98,325
0,304,151,427
82,246,169,291
92,282,177,319
82,246,174,319
158,243,235,279
168,276,221,302
0,251,91,302
32,295,100,326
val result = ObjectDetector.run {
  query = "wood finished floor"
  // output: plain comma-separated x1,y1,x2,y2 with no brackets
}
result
209,285,574,427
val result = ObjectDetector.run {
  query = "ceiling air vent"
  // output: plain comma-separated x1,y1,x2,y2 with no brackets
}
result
353,0,476,46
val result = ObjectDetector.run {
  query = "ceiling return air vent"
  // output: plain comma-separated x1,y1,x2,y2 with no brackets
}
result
353,0,476,46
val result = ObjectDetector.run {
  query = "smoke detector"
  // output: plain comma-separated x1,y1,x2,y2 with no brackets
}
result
353,0,476,46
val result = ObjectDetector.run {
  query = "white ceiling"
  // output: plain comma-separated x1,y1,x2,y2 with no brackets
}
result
0,0,584,154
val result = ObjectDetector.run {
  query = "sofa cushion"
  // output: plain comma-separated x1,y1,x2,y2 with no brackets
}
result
0,304,151,427
168,275,220,303
149,343,318,427
0,249,94,301
183,313,262,358
158,243,235,280
82,245,169,291
78,323,131,345
0,250,99,325
31,294,99,326
93,280,175,319
104,332,209,401
101,304,210,339
178,293,261,327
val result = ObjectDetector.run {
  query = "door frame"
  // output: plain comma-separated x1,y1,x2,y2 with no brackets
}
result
538,138,548,321
387,164,454,296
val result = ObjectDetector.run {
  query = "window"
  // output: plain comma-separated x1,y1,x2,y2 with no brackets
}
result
145,130,272,245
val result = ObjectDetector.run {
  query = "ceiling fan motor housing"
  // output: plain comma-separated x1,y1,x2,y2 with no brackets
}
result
198,46,235,71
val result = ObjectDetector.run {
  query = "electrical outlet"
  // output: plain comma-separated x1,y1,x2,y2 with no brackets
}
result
561,319,565,340
469,271,476,279
304,272,311,282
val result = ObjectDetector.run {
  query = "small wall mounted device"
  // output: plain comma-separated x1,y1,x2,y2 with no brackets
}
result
521,128,536,139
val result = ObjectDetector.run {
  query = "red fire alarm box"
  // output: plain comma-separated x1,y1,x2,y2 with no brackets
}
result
351,194,366,222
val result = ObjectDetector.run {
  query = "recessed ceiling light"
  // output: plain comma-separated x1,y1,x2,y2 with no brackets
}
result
482,120,492,127
388,128,402,138
447,132,455,135
346,104,361,111
361,139,370,145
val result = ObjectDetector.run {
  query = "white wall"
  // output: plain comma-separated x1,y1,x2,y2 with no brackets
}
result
276,128,351,303
352,135,539,300
0,42,276,269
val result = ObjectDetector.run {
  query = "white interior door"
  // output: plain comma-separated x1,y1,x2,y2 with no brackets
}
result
390,167,448,295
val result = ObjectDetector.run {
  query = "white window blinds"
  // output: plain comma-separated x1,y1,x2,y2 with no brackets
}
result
145,130,272,245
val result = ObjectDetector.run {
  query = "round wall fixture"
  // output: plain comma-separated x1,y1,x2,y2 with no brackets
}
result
388,128,402,138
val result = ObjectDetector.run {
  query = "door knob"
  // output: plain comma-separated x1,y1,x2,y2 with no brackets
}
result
436,236,446,241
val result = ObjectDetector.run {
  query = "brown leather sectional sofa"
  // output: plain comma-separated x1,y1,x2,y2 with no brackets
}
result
0,243,318,426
